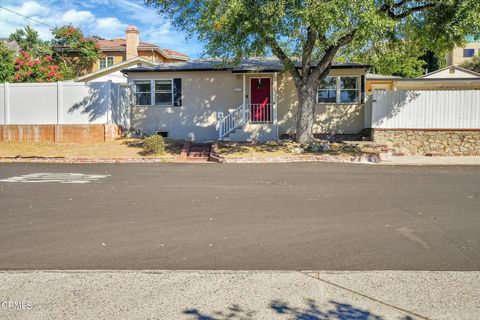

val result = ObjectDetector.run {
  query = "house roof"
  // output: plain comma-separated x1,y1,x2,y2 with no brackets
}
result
366,73,403,80
393,78,480,83
75,56,159,82
121,58,369,74
96,39,189,61
418,65,480,79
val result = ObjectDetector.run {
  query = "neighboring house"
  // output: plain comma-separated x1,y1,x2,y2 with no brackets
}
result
122,58,369,141
418,65,480,79
446,42,480,66
76,57,158,83
72,26,189,83
94,26,189,71
366,66,480,92
0,38,20,54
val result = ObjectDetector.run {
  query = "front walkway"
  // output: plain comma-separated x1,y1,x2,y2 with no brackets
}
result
1,270,478,320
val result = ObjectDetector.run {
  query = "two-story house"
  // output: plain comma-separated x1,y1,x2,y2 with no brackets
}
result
76,26,189,83
446,42,480,66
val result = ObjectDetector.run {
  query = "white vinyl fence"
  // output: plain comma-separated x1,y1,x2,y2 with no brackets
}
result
0,81,131,128
371,90,480,129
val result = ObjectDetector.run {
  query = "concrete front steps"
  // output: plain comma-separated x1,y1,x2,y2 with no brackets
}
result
185,143,212,162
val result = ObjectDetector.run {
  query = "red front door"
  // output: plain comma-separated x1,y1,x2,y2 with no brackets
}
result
250,78,271,122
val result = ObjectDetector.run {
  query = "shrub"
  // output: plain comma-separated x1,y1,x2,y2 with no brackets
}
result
142,135,165,155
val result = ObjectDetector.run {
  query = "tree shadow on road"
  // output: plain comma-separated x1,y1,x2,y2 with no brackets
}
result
183,298,415,320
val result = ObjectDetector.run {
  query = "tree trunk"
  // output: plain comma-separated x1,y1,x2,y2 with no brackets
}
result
295,83,317,144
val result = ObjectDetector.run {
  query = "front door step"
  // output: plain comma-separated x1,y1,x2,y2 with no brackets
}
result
186,143,212,161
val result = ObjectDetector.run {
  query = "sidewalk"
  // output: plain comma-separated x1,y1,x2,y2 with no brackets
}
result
0,271,478,319
381,156,480,166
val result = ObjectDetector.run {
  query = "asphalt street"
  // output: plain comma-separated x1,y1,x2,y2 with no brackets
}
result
0,163,479,270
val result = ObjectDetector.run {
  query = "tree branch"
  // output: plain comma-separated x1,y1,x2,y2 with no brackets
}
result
380,1,437,20
310,30,357,81
264,35,302,84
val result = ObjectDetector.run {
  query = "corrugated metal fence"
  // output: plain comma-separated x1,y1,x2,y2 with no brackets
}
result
0,81,131,128
371,90,480,129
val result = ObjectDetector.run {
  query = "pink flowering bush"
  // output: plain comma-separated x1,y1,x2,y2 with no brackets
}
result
13,51,63,82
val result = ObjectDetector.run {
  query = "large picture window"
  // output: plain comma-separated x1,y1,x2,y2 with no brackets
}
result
134,81,152,105
317,76,361,104
154,80,173,106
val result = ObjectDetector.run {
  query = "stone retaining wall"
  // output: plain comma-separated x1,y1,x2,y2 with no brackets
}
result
0,124,121,143
372,129,480,156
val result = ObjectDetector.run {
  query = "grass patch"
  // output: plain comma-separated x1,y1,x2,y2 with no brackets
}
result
0,138,184,159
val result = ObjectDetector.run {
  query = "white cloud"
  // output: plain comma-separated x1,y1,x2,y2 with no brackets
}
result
0,1,51,39
11,1,50,17
60,10,95,25
95,17,127,31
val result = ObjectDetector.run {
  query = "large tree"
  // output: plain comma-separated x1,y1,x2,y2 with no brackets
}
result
147,0,480,143
0,43,15,82
9,26,51,58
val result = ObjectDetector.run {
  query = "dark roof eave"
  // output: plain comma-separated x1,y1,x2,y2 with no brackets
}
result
122,64,369,74
122,67,233,73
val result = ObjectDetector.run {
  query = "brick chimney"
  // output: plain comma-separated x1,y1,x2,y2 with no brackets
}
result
125,26,139,60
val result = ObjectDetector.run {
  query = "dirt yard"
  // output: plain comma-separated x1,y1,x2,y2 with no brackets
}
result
216,140,363,158
0,138,184,159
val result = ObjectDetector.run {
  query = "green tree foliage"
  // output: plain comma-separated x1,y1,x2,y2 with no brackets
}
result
51,25,100,79
13,51,63,83
461,54,480,73
146,0,480,143
4,25,100,82
347,40,428,78
0,43,15,82
8,26,51,58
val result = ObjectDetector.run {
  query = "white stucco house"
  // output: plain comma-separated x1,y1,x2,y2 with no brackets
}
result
121,58,370,142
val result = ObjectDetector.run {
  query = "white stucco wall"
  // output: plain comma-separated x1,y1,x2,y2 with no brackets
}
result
129,71,243,140
88,70,129,83
277,69,366,136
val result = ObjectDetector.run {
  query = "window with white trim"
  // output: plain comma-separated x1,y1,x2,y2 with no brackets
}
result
134,80,174,106
134,81,152,105
99,56,114,69
154,80,173,106
317,76,361,104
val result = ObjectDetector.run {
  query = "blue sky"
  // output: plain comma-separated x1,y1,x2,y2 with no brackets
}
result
0,0,204,58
